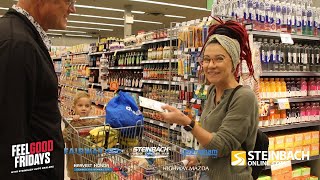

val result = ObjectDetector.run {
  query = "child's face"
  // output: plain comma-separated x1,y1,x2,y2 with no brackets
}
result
74,97,91,117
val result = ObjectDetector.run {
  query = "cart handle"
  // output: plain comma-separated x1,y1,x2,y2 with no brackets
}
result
64,115,105,121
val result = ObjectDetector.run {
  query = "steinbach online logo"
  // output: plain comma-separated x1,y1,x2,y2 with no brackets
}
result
131,147,170,158
231,151,310,166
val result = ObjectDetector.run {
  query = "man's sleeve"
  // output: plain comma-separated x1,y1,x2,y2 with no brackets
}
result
0,39,37,178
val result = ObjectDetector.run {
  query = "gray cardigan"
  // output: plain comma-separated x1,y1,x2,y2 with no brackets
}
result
198,85,259,180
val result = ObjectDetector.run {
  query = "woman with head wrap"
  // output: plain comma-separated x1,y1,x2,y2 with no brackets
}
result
161,17,259,180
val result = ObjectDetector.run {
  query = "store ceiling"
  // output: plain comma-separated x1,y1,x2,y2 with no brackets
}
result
0,0,211,38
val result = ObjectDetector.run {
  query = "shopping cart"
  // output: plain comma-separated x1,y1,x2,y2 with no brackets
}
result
63,115,144,180
63,116,201,180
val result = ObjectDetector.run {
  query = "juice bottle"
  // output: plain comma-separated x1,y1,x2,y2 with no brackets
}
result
275,78,282,98
270,78,276,98
265,78,271,99
301,78,308,97
260,78,266,99
280,109,287,125
280,78,287,98
305,102,312,122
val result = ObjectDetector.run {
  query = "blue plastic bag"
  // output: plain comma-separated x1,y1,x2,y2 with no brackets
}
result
106,91,144,129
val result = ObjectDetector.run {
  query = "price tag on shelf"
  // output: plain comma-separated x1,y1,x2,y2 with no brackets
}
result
150,120,154,123
197,99,202,104
173,76,177,81
183,100,187,105
184,74,188,79
277,98,290,110
191,48,196,52
174,51,178,55
177,77,182,81
177,103,182,109
190,98,196,103
198,47,203,52
195,19,201,24
190,78,195,82
184,48,189,53
155,81,160,84
159,122,164,127
280,33,294,44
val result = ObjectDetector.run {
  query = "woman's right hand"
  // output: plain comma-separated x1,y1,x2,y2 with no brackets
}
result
184,156,199,167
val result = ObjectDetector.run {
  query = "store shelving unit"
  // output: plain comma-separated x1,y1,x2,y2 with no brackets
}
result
141,79,180,85
118,86,142,92
265,155,320,170
260,121,320,132
261,72,320,77
273,97,320,103
249,30,320,41
141,59,179,64
108,66,143,70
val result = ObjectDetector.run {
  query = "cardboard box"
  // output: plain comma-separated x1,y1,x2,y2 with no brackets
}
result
294,146,303,159
292,167,302,178
302,145,311,157
294,134,304,147
311,131,319,144
307,176,319,180
303,132,312,145
269,137,275,151
310,143,319,156
283,171,293,180
285,135,294,148
275,136,285,150
301,167,311,177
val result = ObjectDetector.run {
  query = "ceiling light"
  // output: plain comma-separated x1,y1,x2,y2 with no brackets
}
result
71,13,162,24
130,0,210,11
75,5,144,14
164,14,186,19
68,20,124,27
48,29,87,34
47,33,62,36
65,34,93,38
66,25,113,31
0,7,9,10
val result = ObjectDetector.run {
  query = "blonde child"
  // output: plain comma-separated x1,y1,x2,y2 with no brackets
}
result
63,91,103,180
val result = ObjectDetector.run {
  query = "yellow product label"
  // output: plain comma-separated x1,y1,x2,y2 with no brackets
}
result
303,132,312,145
275,136,285,150
310,143,319,156
311,131,319,144
269,137,275,151
294,134,303,147
285,135,294,148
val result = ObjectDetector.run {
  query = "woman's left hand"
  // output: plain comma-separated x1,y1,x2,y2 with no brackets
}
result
161,105,191,126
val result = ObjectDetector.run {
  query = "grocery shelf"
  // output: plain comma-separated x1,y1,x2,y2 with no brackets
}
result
110,46,143,53
144,118,181,131
73,52,89,55
108,66,143,70
265,155,320,170
274,97,320,103
52,57,61,61
249,30,320,41
77,75,89,78
71,64,89,66
91,100,106,106
141,79,179,85
89,51,105,56
141,37,178,45
261,72,320,77
59,84,88,91
88,83,102,87
119,86,142,92
260,121,320,132
88,67,100,70
141,59,179,64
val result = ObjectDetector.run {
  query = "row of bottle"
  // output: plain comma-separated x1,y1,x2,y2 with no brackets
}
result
214,0,320,36
70,54,88,64
260,102,320,127
260,77,320,99
143,85,179,103
105,52,146,67
107,71,143,88
147,44,173,60
258,38,320,72
143,64,178,80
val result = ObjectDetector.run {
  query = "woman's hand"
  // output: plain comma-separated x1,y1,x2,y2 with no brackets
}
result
184,156,199,167
161,105,191,126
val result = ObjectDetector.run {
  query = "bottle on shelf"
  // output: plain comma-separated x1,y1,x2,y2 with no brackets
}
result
301,78,308,97
269,39,275,71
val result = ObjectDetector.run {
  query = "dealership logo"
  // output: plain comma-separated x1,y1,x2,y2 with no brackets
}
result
231,151,246,166
131,147,170,158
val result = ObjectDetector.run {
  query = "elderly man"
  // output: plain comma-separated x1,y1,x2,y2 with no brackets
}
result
0,0,76,179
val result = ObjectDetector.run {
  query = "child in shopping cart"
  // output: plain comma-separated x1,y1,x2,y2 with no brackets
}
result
63,91,104,180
